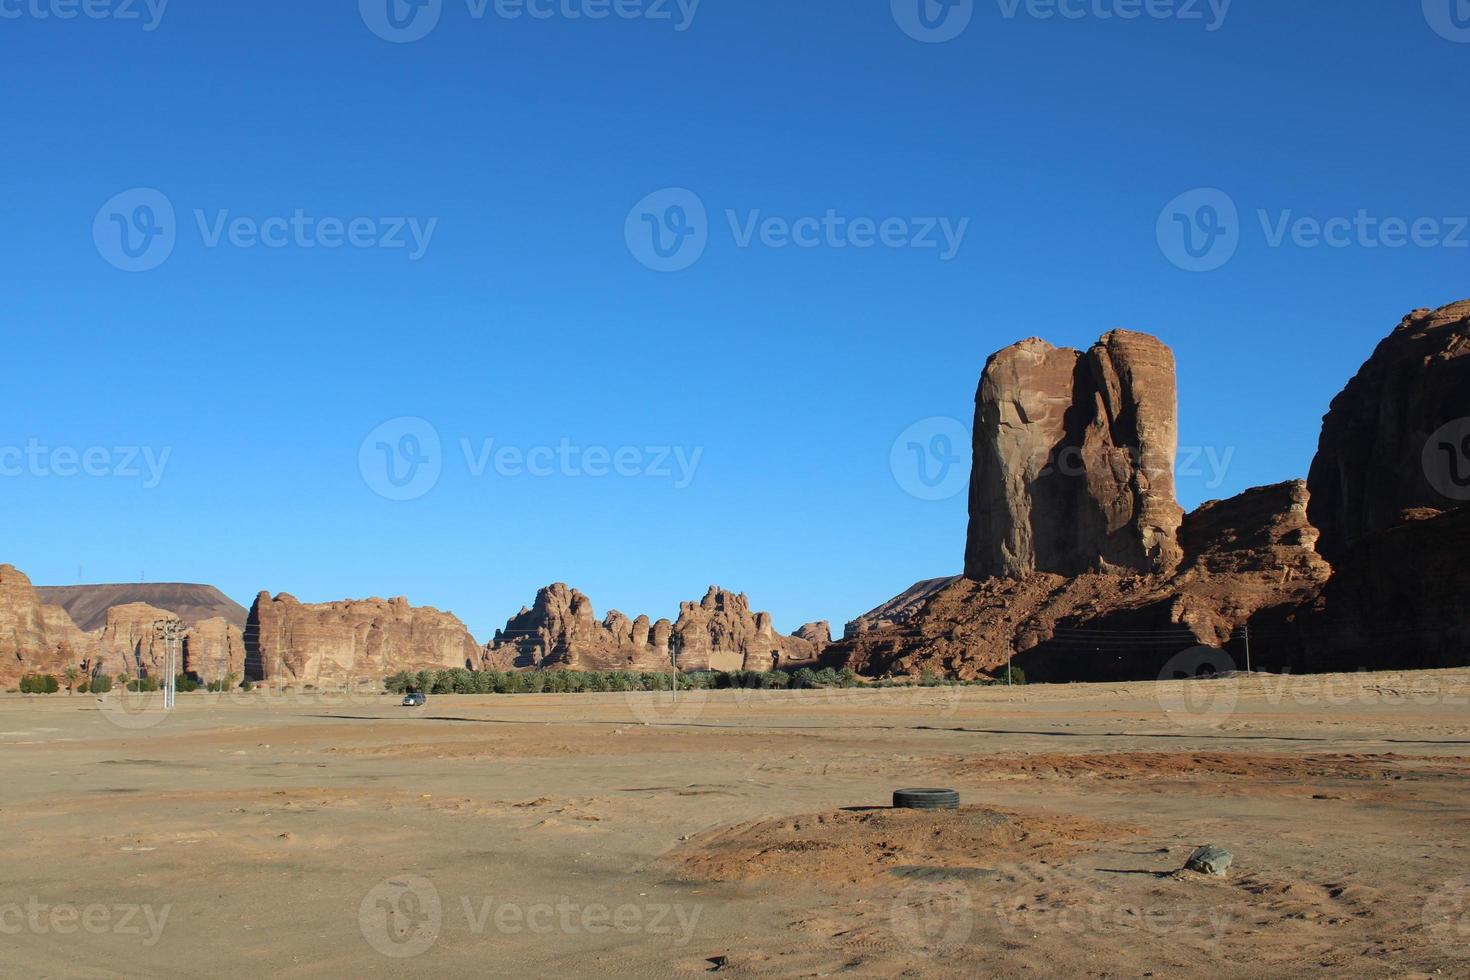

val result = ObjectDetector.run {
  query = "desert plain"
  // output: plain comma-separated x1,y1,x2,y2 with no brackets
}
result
3,670,1469,978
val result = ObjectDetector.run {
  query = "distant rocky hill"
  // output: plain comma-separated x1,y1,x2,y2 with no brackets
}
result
486,584,829,673
36,583,248,631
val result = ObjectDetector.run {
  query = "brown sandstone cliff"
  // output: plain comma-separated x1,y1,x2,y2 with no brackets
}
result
245,593,481,685
830,480,1328,682
966,330,1183,579
1307,300,1470,562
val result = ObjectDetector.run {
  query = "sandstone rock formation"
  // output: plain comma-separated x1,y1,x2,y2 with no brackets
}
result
844,576,959,639
183,617,246,683
92,603,180,680
1295,506,1470,671
487,584,672,672
245,593,481,685
1,565,244,686
966,330,1183,580
36,582,248,631
1307,299,1470,561
671,587,825,672
830,481,1330,682
0,564,88,684
486,585,826,673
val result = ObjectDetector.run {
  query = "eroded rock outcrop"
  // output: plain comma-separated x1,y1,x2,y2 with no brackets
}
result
0,564,91,684
966,330,1183,580
488,584,672,671
486,584,825,672
831,481,1330,682
93,603,179,680
672,588,825,671
183,617,246,683
245,593,480,685
1307,300,1470,562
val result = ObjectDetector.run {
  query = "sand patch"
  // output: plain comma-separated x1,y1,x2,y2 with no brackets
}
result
672,805,1143,886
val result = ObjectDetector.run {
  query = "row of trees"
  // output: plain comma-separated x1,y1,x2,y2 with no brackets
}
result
11,671,245,695
380,665,1027,696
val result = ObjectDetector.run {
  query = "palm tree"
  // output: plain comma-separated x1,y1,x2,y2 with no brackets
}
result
62,666,81,694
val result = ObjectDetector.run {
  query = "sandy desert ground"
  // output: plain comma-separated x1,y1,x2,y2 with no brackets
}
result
3,670,1470,978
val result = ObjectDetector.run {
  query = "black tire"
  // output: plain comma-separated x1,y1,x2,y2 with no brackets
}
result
893,788,960,810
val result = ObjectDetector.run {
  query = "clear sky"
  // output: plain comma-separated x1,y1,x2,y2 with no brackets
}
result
4,1,1468,640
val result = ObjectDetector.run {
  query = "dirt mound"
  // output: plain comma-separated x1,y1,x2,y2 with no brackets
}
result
672,805,1142,886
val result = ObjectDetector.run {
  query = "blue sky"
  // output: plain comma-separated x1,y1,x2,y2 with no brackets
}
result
3,1,1468,639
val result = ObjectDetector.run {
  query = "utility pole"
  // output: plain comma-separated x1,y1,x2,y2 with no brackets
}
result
156,619,186,710
1243,624,1253,675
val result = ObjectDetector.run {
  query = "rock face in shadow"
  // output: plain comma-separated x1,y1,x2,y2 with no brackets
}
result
244,593,481,685
966,330,1183,580
1307,300,1470,562
1294,506,1470,671
485,584,826,673
830,481,1328,682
